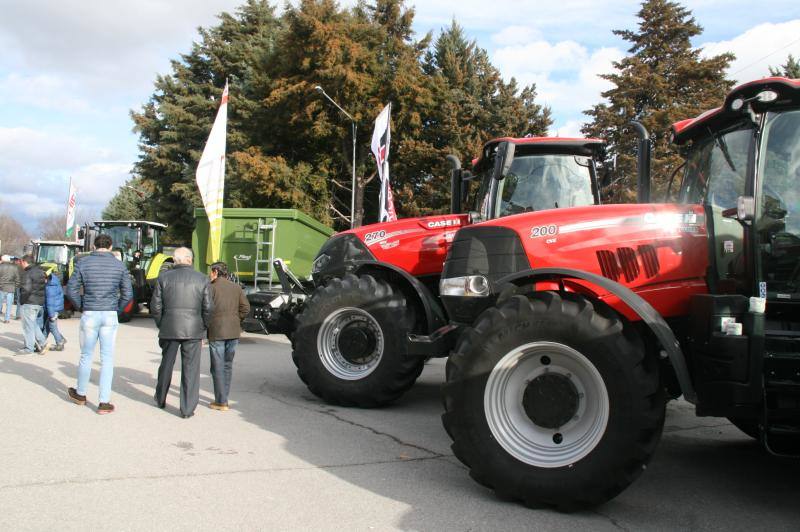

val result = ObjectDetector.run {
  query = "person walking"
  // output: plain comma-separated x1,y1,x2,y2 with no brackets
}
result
18,255,48,355
65,234,133,414
13,257,24,320
0,255,20,324
207,261,250,411
151,247,212,418
44,270,67,350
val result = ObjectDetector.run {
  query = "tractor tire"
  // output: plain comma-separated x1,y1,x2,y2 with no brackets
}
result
292,274,424,407
442,291,665,510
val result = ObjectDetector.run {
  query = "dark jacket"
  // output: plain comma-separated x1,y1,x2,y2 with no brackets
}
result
21,264,47,306
45,273,65,315
0,262,21,292
208,277,250,341
66,251,133,312
150,264,212,339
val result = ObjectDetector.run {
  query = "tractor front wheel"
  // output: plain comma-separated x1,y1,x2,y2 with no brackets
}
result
442,291,665,510
292,274,424,407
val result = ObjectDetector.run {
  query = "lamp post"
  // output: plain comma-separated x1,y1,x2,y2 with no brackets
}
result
314,85,357,228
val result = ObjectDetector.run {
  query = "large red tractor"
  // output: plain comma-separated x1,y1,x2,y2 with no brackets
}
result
429,77,800,508
271,137,606,406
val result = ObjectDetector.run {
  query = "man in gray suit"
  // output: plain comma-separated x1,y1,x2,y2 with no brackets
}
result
151,247,212,418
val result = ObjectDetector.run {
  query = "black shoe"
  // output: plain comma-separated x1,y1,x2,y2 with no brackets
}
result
68,387,87,405
97,403,115,415
181,413,194,419
153,394,165,409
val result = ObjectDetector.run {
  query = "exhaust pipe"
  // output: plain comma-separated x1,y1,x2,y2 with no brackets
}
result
630,121,651,203
447,154,462,214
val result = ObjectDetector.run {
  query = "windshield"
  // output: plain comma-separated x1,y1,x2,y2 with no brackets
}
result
495,154,594,216
37,245,69,265
756,109,800,298
680,123,752,209
97,226,139,261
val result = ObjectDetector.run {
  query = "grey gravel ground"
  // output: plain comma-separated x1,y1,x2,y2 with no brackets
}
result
0,315,798,531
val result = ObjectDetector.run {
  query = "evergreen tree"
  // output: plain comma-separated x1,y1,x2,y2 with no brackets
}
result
102,179,153,220
121,0,552,240
583,0,733,202
769,54,800,79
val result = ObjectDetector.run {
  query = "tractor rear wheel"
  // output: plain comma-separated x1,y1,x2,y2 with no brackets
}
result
442,291,665,510
292,274,424,407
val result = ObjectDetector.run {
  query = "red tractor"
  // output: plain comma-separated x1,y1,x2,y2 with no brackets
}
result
428,77,800,508
281,137,606,406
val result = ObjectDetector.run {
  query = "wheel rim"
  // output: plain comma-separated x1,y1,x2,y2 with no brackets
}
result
317,307,384,380
484,341,609,468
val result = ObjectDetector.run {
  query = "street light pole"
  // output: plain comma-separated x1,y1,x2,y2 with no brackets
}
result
314,85,357,228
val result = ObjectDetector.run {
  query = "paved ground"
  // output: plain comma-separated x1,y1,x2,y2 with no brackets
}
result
0,315,799,531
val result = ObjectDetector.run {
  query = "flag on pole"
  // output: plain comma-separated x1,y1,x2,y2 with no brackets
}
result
370,103,397,222
65,179,77,240
196,81,228,264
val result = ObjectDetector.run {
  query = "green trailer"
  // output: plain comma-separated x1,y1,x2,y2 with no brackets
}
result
192,208,334,288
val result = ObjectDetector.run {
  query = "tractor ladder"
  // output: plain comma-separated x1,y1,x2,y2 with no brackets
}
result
254,218,277,290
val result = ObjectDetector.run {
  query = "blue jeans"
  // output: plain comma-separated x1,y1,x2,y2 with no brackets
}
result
77,311,119,403
209,339,238,404
45,314,65,344
21,304,46,351
0,290,13,321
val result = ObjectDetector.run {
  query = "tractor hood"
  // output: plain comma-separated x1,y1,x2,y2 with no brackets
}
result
312,213,470,282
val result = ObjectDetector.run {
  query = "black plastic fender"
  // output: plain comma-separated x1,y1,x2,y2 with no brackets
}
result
353,261,447,338
497,267,697,403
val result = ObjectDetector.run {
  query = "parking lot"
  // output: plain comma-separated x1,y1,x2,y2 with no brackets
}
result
1,315,799,531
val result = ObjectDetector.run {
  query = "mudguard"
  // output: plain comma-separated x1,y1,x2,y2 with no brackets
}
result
353,261,447,337
146,253,171,280
497,267,697,403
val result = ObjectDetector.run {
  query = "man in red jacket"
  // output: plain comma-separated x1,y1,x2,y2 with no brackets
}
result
207,261,250,411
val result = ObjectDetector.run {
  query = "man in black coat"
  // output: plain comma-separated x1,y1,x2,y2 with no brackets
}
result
18,255,49,354
151,247,213,418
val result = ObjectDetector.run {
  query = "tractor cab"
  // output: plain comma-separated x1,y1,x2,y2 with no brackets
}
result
673,77,800,447
90,220,171,319
31,240,82,280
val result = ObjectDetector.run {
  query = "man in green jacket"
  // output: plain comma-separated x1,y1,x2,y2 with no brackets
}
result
207,262,250,411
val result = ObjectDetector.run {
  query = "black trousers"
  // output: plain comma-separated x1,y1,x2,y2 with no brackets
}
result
155,339,201,416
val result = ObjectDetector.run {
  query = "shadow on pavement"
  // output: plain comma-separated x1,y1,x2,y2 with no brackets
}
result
226,335,800,530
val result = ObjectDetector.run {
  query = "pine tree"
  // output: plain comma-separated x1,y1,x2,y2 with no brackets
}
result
122,0,552,239
583,0,734,202
769,54,800,79
102,179,153,220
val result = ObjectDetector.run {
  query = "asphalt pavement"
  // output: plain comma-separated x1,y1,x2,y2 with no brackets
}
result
0,314,798,531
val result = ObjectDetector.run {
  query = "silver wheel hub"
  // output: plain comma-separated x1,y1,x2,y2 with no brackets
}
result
484,341,609,468
317,307,384,380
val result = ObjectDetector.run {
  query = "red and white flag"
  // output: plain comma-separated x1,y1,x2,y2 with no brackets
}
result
65,179,77,240
370,103,397,222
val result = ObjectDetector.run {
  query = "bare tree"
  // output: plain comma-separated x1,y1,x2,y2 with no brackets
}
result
0,205,31,256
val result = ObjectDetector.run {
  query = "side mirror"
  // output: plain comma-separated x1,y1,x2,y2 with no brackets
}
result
77,228,85,240
722,196,755,222
492,142,515,180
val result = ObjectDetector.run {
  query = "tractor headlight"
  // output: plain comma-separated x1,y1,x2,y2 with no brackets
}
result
440,275,491,297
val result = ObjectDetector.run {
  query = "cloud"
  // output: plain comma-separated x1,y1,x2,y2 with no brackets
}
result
0,73,93,113
492,40,623,135
491,26,540,46
0,127,130,227
700,19,800,83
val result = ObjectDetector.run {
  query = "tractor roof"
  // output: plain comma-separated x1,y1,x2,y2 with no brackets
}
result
672,77,800,145
473,136,605,169
32,240,82,246
93,220,168,229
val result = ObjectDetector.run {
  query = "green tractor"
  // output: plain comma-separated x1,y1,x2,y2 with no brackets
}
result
85,220,173,321
31,239,83,318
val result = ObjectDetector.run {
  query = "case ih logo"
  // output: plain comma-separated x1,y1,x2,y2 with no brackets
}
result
427,219,462,229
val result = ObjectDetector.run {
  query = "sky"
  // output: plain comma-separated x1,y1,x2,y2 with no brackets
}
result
1,0,799,234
